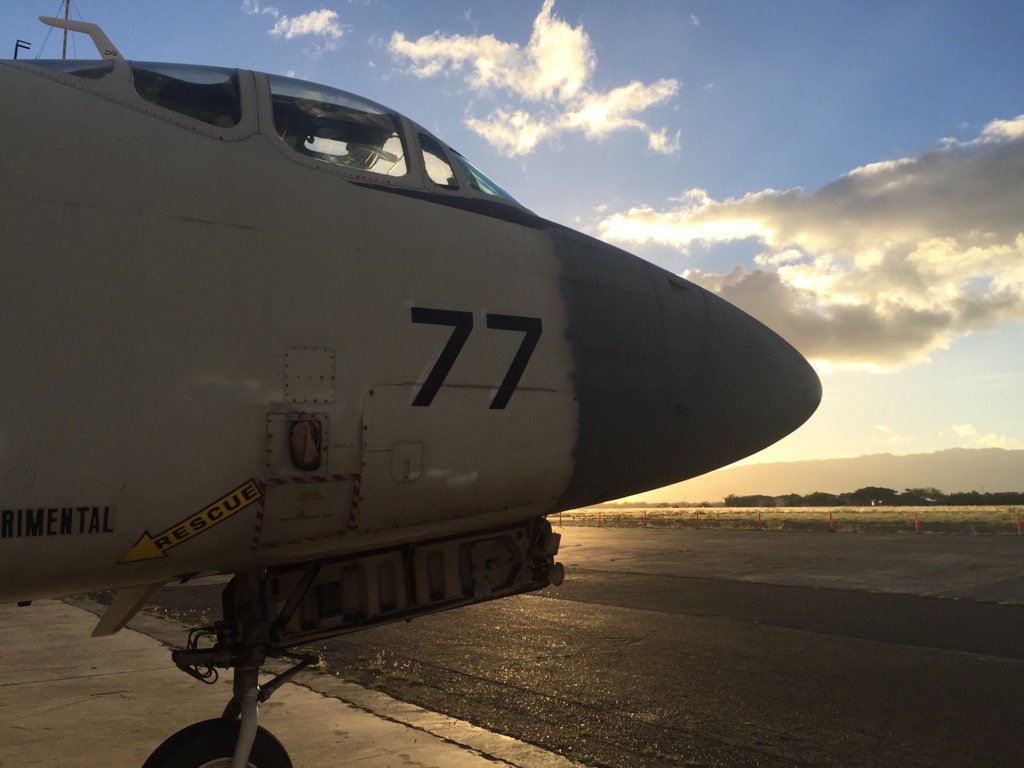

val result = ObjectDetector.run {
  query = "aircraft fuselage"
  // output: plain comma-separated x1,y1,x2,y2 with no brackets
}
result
0,59,820,603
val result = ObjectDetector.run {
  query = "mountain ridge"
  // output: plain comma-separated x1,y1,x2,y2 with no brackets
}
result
633,447,1024,504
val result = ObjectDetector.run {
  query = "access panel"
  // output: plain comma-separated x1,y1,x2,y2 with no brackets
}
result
358,384,576,533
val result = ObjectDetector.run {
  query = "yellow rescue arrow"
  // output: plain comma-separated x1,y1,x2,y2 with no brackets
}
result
120,479,262,563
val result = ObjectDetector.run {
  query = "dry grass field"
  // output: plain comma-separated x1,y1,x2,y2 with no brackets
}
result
556,505,1024,534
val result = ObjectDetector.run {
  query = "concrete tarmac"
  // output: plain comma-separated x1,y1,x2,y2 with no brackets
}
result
5,528,1024,767
0,600,581,768
294,529,1024,767
558,526,1024,602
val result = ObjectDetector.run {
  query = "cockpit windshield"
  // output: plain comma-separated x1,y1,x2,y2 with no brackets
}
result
449,150,520,204
133,63,241,128
266,73,521,204
268,74,407,177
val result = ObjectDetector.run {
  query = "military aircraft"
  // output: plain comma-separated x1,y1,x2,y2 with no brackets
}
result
0,16,821,768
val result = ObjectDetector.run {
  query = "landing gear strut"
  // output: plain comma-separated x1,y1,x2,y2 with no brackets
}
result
142,572,314,768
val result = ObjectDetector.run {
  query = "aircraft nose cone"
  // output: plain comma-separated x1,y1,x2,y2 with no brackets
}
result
553,230,820,508
693,289,822,470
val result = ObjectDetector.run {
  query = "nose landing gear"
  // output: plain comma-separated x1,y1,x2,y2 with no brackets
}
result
142,572,313,768
142,518,564,767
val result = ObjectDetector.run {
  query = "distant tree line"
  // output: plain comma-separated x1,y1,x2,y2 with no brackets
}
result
723,487,1024,507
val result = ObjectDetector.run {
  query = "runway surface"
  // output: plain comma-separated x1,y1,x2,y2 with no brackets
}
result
119,528,1024,767
0,601,580,768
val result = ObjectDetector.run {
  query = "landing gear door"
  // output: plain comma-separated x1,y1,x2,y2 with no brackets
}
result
257,412,355,550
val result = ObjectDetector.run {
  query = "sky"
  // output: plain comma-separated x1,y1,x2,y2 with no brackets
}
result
3,1,1023,480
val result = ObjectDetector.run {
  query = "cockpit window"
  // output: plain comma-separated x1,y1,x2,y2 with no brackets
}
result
268,75,407,177
132,63,241,128
33,60,114,79
449,150,519,204
419,133,458,189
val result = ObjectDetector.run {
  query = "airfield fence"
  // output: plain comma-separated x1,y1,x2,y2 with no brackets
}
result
554,506,1024,535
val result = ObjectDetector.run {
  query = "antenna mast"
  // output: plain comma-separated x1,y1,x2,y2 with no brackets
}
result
39,16,122,60
61,0,69,60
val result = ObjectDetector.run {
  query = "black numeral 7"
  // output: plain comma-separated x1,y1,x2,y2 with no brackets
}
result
410,308,473,407
410,308,543,409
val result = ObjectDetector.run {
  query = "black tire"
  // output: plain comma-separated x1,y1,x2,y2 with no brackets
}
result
142,718,292,768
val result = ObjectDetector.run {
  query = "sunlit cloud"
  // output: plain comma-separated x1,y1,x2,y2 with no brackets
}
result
974,432,1024,450
243,3,344,56
978,114,1024,143
600,190,770,248
270,9,343,42
389,0,679,156
465,109,552,156
598,115,1024,371
648,126,682,154
952,423,1023,449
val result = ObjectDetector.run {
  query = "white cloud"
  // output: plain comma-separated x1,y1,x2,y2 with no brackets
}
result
974,433,1024,450
390,1,593,101
561,79,679,139
389,0,679,156
978,114,1024,143
271,9,343,41
647,128,681,154
465,109,553,156
843,157,915,177
241,0,279,17
952,423,1023,449
690,13,700,27
244,5,344,56
600,189,769,249
598,116,1024,371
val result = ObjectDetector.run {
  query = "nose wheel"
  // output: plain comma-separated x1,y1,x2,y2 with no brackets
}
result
141,718,290,768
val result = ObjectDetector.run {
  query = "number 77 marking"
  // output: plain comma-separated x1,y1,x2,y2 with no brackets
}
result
410,308,542,409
